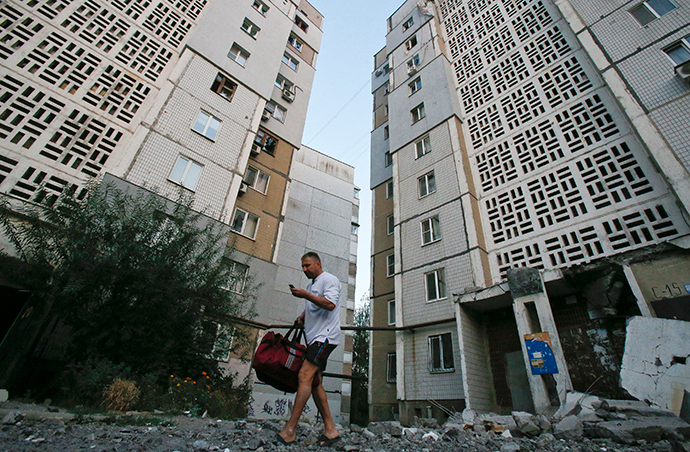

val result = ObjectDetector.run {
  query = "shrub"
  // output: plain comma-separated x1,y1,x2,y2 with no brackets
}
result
103,379,140,411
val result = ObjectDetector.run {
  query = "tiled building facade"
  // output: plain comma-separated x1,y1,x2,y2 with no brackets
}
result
370,0,690,423
0,0,358,423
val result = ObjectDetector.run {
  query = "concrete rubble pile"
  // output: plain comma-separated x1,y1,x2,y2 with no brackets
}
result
2,395,690,451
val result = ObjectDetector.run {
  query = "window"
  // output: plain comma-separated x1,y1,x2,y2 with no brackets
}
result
387,253,395,277
387,214,394,235
386,180,394,199
405,35,418,50
415,135,431,158
384,105,389,117
354,187,360,199
385,151,393,167
387,300,396,325
351,224,359,235
241,18,260,38
425,268,446,302
230,208,259,239
664,37,690,65
383,63,390,74
265,101,287,122
403,16,414,31
295,15,309,32
169,156,202,190
407,54,420,70
253,129,277,155
421,215,441,245
411,103,425,123
630,0,676,25
409,77,422,94
211,73,237,100
226,260,249,294
244,166,270,194
288,34,303,51
282,52,299,71
386,352,397,383
253,0,269,15
192,111,221,140
418,171,436,198
428,333,454,372
384,125,389,140
228,43,250,66
384,82,390,94
200,319,235,362
275,73,294,91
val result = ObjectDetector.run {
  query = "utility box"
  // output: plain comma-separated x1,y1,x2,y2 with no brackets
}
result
524,332,558,375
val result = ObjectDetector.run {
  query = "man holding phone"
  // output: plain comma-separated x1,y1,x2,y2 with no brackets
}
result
276,252,341,447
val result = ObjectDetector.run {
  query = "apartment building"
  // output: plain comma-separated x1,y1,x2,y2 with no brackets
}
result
0,0,357,422
370,0,690,423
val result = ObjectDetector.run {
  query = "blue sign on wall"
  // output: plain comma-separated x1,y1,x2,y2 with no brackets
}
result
524,332,559,375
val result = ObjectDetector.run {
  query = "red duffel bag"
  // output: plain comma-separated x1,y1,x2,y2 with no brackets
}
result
251,326,320,393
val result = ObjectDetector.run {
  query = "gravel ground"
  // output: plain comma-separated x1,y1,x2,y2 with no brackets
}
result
0,403,685,452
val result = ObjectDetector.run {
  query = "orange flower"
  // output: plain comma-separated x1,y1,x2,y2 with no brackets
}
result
170,375,174,378
176,383,180,387
206,385,210,389
206,376,210,379
193,381,196,384
202,372,207,376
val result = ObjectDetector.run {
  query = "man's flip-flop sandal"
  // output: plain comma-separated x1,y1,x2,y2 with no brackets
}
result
316,434,340,447
275,433,295,446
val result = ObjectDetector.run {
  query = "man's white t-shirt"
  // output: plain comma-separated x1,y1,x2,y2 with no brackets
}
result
304,271,341,345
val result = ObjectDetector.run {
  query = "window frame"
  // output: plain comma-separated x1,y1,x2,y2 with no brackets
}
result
228,43,250,67
169,156,202,191
415,135,431,158
418,170,436,198
386,180,394,199
428,333,454,373
192,111,221,141
230,208,259,239
663,37,690,65
629,0,677,25
226,260,250,294
421,215,441,245
211,73,237,101
385,151,393,167
387,300,396,326
253,129,278,156
402,16,414,31
265,101,287,123
294,15,309,32
387,214,394,235
383,125,389,140
386,352,397,383
386,253,395,277
425,268,447,302
252,0,269,15
407,54,420,70
411,103,425,123
244,165,270,194
282,52,299,71
405,35,418,50
288,34,303,52
241,17,260,38
409,77,422,95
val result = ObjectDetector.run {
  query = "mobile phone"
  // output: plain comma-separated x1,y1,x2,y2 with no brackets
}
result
289,284,295,289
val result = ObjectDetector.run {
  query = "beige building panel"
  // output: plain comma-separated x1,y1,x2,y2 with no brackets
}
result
373,105,388,131
297,0,323,30
373,252,395,297
373,184,394,253
230,210,279,261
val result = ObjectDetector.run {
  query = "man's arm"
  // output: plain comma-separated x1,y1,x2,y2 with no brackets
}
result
290,287,336,311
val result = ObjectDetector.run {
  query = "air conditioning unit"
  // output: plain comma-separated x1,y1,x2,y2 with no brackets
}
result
238,182,248,195
407,64,418,76
282,88,295,103
675,60,690,80
250,143,261,156
261,109,270,121
375,69,383,77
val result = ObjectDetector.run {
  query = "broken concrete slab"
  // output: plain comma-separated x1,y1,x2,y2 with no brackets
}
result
584,416,690,445
553,415,583,441
621,317,690,416
367,421,403,437
554,391,601,420
512,411,542,436
598,398,677,417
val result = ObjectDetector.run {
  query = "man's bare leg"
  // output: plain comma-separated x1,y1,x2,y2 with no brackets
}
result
278,360,319,443
311,377,339,440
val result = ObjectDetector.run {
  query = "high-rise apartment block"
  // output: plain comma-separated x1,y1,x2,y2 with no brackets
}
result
0,0,358,423
370,0,690,423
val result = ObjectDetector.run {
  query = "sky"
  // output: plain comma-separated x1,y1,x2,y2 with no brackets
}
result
301,1,403,308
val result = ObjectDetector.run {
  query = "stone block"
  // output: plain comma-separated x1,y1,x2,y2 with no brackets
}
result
0,389,8,402
553,415,583,441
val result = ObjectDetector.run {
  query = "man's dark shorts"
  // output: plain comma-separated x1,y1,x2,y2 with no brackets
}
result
306,341,337,371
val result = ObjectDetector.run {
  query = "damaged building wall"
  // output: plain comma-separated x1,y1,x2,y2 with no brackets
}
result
621,317,690,416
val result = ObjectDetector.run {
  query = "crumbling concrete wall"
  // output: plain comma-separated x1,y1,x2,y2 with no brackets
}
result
620,317,690,415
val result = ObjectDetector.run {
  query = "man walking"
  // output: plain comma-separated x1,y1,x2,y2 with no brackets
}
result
277,252,341,446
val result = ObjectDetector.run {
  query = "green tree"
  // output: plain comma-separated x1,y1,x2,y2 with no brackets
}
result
0,181,255,380
351,294,370,425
